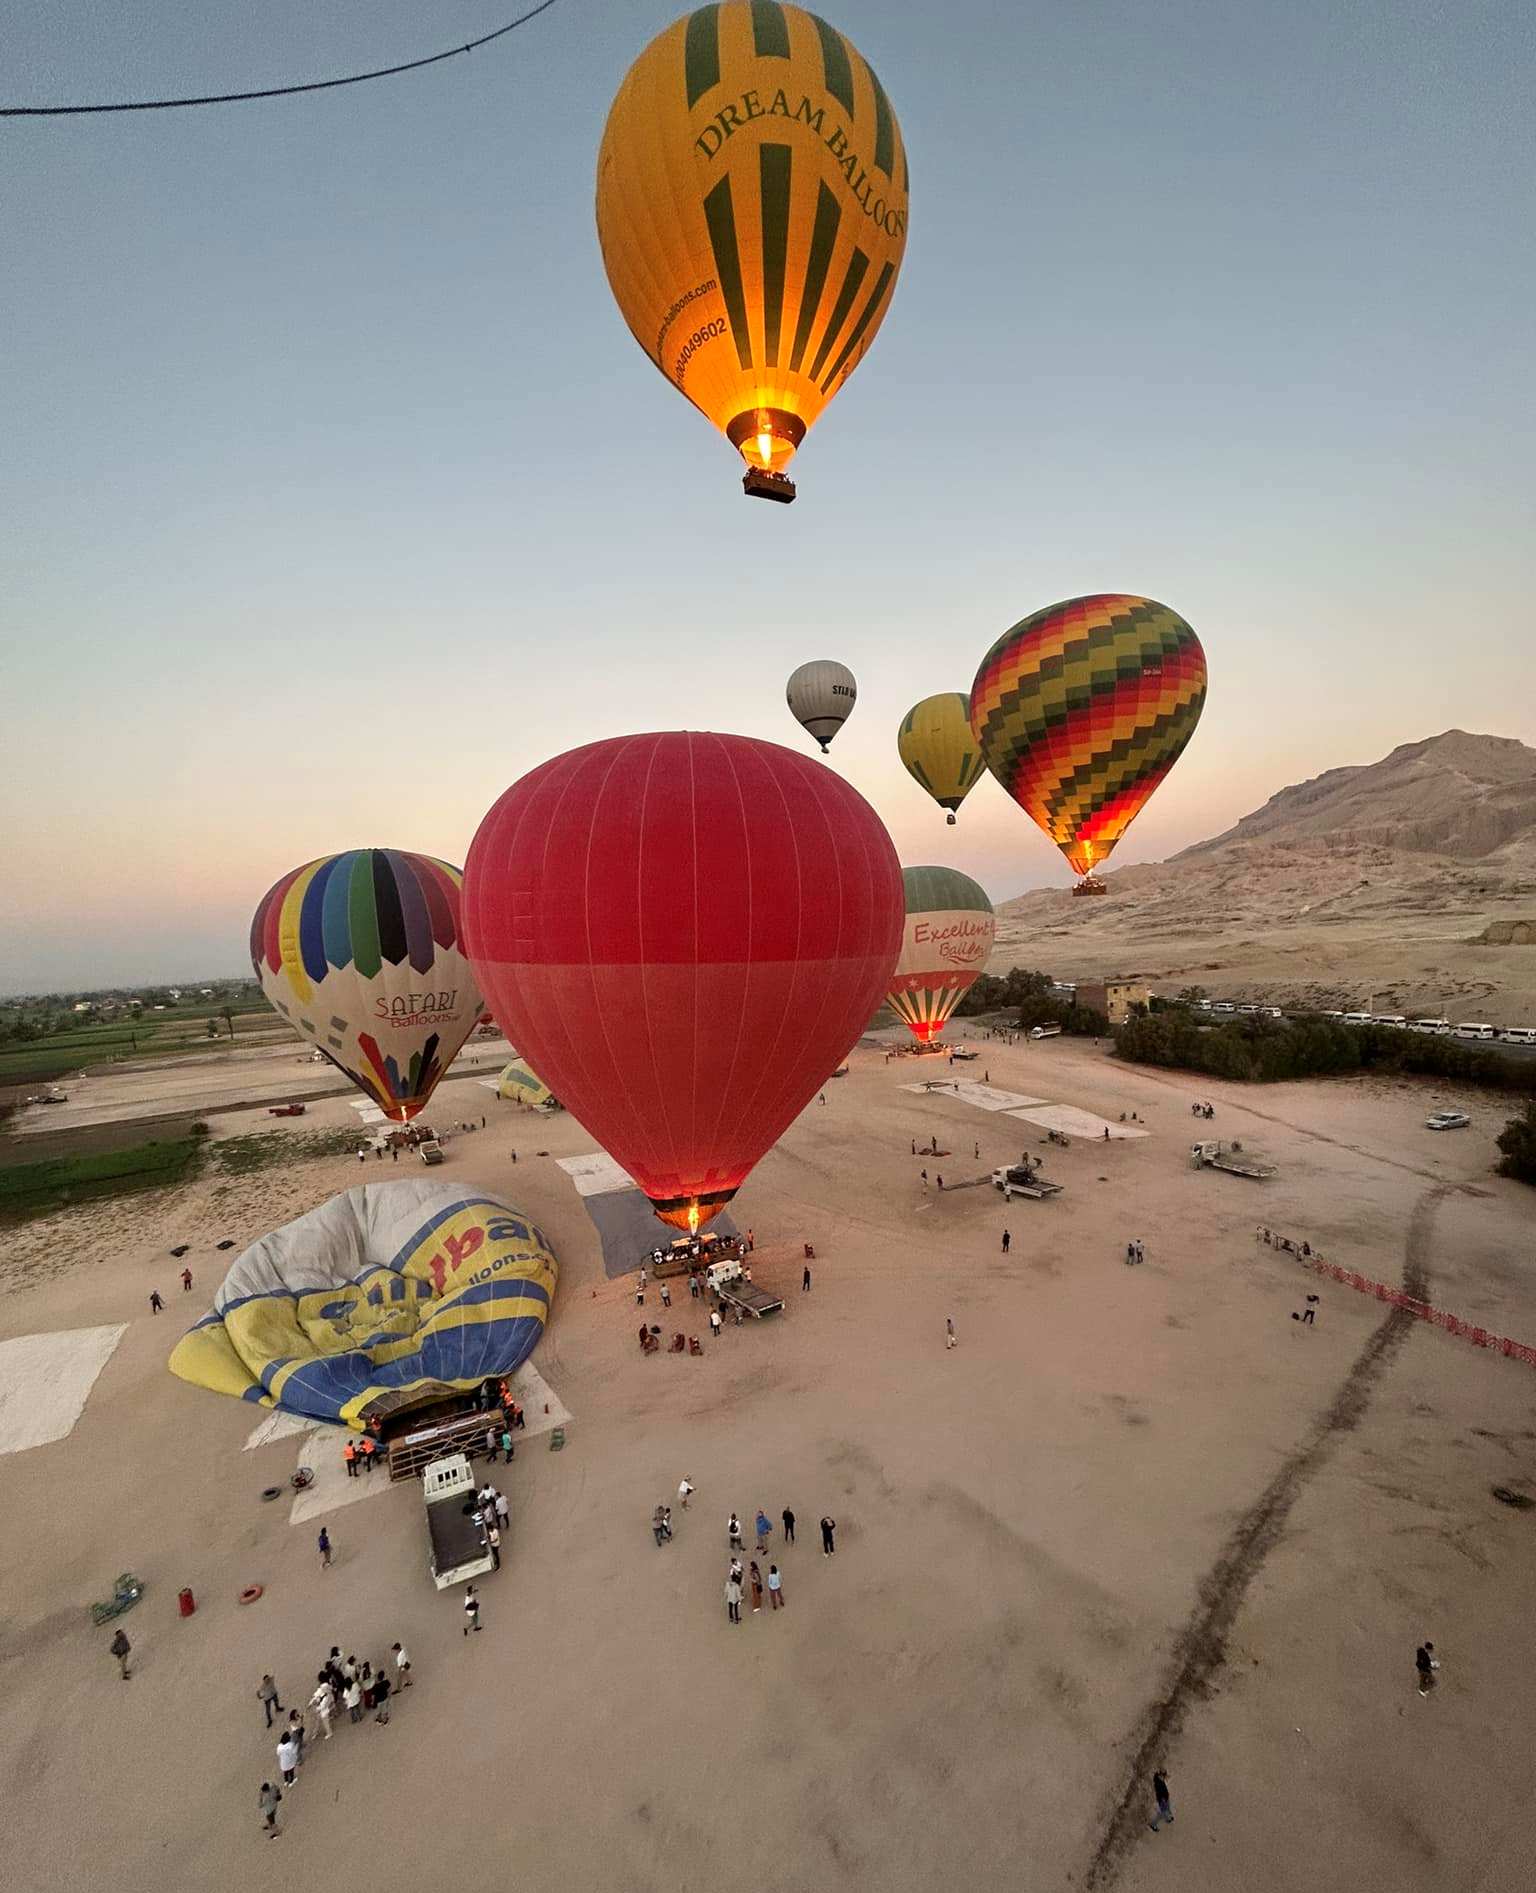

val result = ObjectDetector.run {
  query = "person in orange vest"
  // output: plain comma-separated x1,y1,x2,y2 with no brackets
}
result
343,1440,358,1479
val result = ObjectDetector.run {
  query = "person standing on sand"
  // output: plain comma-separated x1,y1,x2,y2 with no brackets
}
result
1149,1770,1173,1830
463,1585,482,1635
755,1509,772,1553
276,1731,299,1787
678,1477,694,1511
803,1263,812,1290
393,1643,412,1689
946,1316,957,1350
768,1564,784,1609
310,1677,334,1739
920,1170,928,1189
148,1291,163,1313
180,1267,193,1291
345,1677,363,1723
659,1279,671,1308
782,1507,796,1544
725,1574,743,1624
317,1527,332,1570
728,1513,744,1552
749,1561,764,1612
258,1674,282,1726
259,1782,282,1837
820,1516,836,1556
1001,1229,1010,1254
110,1629,132,1680
485,1424,499,1464
1416,1642,1439,1695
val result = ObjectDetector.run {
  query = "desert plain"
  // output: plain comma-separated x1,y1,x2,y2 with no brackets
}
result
1,1029,1534,1893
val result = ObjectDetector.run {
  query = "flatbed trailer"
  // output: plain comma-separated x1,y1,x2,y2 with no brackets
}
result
389,1407,503,1482
716,1280,785,1318
1190,1141,1276,1180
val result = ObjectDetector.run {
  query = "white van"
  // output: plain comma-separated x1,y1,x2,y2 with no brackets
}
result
1321,1009,1345,1020
1371,1014,1407,1029
1453,1023,1497,1041
1412,1018,1450,1035
1499,1026,1536,1046
1343,1011,1372,1026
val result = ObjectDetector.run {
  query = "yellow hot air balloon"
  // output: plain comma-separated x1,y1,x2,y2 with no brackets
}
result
596,3,910,502
897,692,987,825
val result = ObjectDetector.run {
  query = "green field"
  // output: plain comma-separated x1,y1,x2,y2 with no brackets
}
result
0,1136,206,1223
0,1008,290,1087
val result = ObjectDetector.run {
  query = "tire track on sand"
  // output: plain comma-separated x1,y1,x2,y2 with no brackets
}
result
1081,1183,1447,1890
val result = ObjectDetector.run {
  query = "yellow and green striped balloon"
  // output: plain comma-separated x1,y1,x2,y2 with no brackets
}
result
596,4,909,494
898,693,987,824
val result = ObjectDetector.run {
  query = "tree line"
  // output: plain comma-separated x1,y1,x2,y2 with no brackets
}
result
953,967,1108,1036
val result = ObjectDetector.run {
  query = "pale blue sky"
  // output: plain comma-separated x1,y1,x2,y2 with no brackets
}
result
4,0,1533,991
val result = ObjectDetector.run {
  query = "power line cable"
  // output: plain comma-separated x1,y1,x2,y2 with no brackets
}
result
2,0,565,117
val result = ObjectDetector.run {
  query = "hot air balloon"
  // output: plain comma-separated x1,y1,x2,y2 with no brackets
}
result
897,692,987,824
463,733,902,1232
251,850,482,1120
887,865,996,1042
169,1180,557,1429
596,3,909,502
787,658,857,751
970,596,1207,893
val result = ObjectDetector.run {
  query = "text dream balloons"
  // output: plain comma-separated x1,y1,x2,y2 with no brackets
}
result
897,692,987,824
887,865,996,1042
463,733,903,1232
596,3,909,499
970,596,1208,882
251,850,482,1122
786,658,857,752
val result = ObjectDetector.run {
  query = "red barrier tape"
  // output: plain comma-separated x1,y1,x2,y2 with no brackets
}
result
1256,1233,1536,1370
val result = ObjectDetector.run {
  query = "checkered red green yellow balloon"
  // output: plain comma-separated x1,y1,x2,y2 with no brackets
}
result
969,596,1207,877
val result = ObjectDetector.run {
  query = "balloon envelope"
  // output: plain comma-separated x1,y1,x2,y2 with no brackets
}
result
463,732,903,1231
970,596,1207,878
888,865,996,1042
251,850,481,1122
897,693,987,823
787,658,857,751
168,1180,558,1430
596,3,909,488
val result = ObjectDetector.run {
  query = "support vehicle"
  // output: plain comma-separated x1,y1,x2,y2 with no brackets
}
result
422,1453,496,1590
707,1257,784,1318
991,1164,1063,1201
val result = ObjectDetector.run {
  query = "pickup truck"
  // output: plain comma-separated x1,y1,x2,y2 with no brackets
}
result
991,1164,1063,1201
268,1102,306,1117
419,1138,446,1164
707,1257,785,1318
422,1453,496,1590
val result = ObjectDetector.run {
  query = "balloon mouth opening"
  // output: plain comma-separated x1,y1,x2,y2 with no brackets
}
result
650,1188,735,1234
727,407,805,474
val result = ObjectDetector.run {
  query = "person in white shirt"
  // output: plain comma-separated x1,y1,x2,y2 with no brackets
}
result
392,1642,412,1689
677,1477,694,1510
345,1678,363,1723
494,1490,510,1530
309,1679,334,1739
276,1733,300,1785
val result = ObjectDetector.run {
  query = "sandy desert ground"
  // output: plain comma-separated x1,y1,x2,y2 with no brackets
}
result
2,1034,1534,1893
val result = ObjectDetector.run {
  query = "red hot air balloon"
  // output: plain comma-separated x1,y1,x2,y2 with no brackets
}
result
463,733,903,1233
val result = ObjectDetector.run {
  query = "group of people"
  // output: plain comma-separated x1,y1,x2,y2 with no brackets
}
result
257,1643,413,1836
1124,1238,1148,1266
472,1479,512,1566
650,1492,841,1622
1189,1101,1217,1119
341,1434,384,1475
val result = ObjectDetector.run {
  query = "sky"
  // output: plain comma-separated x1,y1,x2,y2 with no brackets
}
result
4,0,1533,992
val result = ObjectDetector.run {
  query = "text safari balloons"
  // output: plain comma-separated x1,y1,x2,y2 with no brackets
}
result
463,733,902,1232
887,865,996,1042
251,851,482,1122
596,3,909,500
897,692,987,824
970,596,1208,883
786,658,857,752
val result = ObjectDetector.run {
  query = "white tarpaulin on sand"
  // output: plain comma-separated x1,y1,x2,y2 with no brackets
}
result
1007,1105,1149,1140
0,1324,127,1456
900,1082,1046,1112
556,1152,638,1196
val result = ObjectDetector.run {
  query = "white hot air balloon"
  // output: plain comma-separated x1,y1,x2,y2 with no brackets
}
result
786,660,857,754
